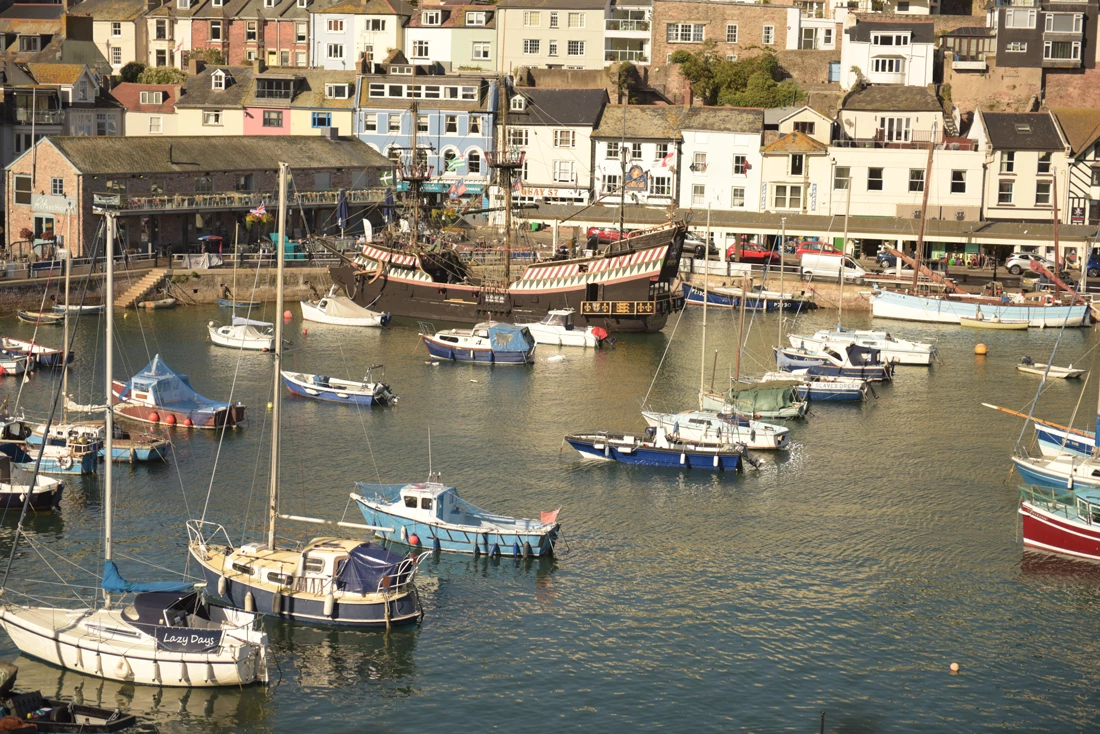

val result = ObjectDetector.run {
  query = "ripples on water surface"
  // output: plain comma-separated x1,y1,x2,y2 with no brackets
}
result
1,299,1100,732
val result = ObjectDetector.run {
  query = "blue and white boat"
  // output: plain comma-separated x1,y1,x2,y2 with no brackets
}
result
216,298,262,309
682,283,815,312
282,369,397,406
760,371,868,402
17,441,97,475
640,410,790,450
352,482,560,557
870,287,1089,327
565,428,754,471
419,322,536,365
1011,452,1100,490
1033,421,1093,457
788,329,935,366
775,345,893,382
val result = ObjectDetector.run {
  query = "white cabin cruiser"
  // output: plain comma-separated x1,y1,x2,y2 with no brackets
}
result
641,410,790,450
519,309,607,348
787,328,935,366
208,317,275,352
300,287,391,327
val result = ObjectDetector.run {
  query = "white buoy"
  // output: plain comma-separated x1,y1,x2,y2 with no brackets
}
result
244,591,255,612
547,355,565,363
950,662,960,673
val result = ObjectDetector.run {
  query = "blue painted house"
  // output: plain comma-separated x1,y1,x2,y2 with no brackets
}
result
354,52,497,204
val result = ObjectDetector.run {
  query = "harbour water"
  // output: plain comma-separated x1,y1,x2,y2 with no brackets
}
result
1,302,1099,732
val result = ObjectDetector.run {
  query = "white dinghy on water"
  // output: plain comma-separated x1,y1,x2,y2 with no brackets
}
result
208,316,276,351
0,208,269,688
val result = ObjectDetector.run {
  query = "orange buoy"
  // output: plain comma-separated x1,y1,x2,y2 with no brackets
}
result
148,412,160,423
302,328,308,336
409,534,420,546
974,343,988,355
283,310,292,320
165,414,177,426
183,418,193,428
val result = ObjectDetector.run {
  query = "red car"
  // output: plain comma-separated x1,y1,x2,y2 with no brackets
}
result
794,241,841,259
586,226,635,243
726,242,781,264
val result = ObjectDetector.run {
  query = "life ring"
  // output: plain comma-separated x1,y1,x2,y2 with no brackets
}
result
58,455,73,470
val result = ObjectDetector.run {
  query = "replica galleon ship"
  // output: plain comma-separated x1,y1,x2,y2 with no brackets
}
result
329,222,687,333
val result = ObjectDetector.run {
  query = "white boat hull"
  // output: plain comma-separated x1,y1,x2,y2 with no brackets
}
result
870,289,1088,327
641,411,789,450
208,325,274,351
300,299,388,327
0,605,267,688
523,323,600,348
1016,363,1086,379
787,333,933,366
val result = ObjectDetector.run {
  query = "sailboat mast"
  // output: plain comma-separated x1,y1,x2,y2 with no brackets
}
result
910,120,937,290
61,245,70,422
103,210,115,606
778,217,786,347
735,273,747,383
838,164,852,330
410,102,420,251
618,99,627,239
1052,169,1061,271
501,78,512,283
266,162,288,552
699,206,710,409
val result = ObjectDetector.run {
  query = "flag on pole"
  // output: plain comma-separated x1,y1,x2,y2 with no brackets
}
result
512,176,523,193
249,202,266,217
659,150,675,167
446,154,466,172
380,171,394,186
336,189,349,229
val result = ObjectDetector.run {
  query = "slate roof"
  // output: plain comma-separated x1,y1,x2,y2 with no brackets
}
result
846,20,935,44
981,112,1064,151
23,63,88,85
47,135,391,174
509,88,607,126
683,106,763,134
68,0,147,21
147,0,310,20
314,0,414,15
175,65,254,108
761,131,828,154
177,65,358,109
108,83,181,113
1050,108,1100,156
592,105,762,140
841,85,941,112
0,4,64,19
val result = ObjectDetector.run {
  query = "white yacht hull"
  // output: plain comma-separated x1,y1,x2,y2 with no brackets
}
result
300,300,388,327
522,323,600,348
786,334,933,366
208,325,274,351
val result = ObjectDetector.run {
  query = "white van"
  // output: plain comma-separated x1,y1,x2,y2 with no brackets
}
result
800,253,867,283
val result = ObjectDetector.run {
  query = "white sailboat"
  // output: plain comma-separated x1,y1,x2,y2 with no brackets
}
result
188,163,424,628
0,208,269,688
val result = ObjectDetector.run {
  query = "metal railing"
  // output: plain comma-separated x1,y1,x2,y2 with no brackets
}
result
12,108,64,125
171,251,344,269
605,19,650,31
604,49,648,62
121,188,386,213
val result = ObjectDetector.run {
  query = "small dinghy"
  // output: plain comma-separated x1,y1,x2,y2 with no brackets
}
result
138,297,177,309
0,339,71,368
353,481,560,557
1016,355,1086,379
959,315,1028,330
565,428,757,472
16,311,64,326
0,353,27,377
419,321,536,365
52,303,105,314
0,662,136,733
208,316,275,351
300,287,390,327
641,410,790,450
282,368,397,406
519,309,607,348
0,456,63,511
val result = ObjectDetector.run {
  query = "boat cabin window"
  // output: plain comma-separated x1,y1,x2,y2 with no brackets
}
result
267,572,291,584
303,558,325,573
404,496,418,508
438,335,460,344
421,497,433,510
231,562,253,575
474,329,488,338
824,348,842,360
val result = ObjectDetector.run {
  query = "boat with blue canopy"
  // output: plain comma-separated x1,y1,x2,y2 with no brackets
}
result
419,321,536,365
112,354,246,429
775,344,893,381
353,482,560,557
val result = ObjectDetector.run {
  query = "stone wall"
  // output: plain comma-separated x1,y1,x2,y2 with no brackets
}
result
1044,67,1100,108
944,53,1041,116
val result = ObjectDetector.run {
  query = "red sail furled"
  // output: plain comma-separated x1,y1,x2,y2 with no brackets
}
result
541,508,561,524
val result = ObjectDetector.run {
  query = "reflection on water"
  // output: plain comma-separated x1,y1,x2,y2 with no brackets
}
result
11,656,272,733
268,622,418,693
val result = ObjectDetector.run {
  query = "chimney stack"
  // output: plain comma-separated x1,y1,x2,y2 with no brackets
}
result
188,57,205,75
682,74,692,108
253,58,266,75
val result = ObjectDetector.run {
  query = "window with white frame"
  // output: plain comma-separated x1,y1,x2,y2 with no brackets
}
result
111,22,122,36
554,160,576,183
51,177,64,196
605,173,620,193
149,116,162,134
13,175,31,205
1045,13,1083,32
951,170,966,194
872,57,905,74
296,51,307,66
693,151,707,171
203,110,222,125
388,115,401,132
1036,181,1052,206
469,116,482,135
871,32,910,45
327,19,344,32
1005,9,1036,28
731,187,745,207
1000,151,1015,173
18,35,40,52
1038,151,1052,174
523,11,541,26
549,11,559,28
473,42,490,60
264,0,274,7
606,141,620,159
554,130,576,148
111,47,122,65
444,115,458,133
366,19,385,31
834,166,850,189
466,11,486,25
762,25,774,45
296,22,307,42
1044,41,1081,60
97,113,117,136
1005,42,1027,52
879,117,911,142
412,40,429,58
422,10,440,25
511,95,526,111
656,143,669,160
523,39,540,55
666,23,704,43
140,91,164,104
567,12,585,28
210,20,222,40
328,43,345,59
726,24,738,43
211,70,226,90
773,184,802,209
650,175,671,196
467,150,482,174
548,40,558,56
732,154,747,175
246,21,257,40
567,40,584,56
508,128,529,146
154,19,169,39
417,114,428,132
908,169,925,192
692,184,706,206
364,113,377,132
823,28,833,46
998,180,1013,204
325,83,350,99
867,167,883,191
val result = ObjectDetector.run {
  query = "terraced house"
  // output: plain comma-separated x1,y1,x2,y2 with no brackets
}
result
68,0,148,71
309,0,414,70
497,0,610,72
404,3,497,72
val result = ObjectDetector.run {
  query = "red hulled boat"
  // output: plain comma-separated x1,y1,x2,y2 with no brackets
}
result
1019,484,1100,561
111,354,245,429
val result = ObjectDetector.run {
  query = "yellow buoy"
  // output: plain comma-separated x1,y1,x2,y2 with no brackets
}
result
950,662,960,673
974,344,988,355
267,402,274,410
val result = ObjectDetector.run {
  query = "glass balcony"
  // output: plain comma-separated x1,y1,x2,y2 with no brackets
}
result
605,19,649,32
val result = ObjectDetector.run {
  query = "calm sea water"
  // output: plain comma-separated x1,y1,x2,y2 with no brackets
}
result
1,291,1099,733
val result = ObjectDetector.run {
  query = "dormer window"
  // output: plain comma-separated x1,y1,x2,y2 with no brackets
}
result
1015,123,1032,134
264,0,275,8
176,0,190,9
466,11,486,25
140,91,165,104
256,77,294,99
510,95,526,112
297,0,308,8
871,32,910,46
76,81,88,101
390,65,412,75
18,35,40,52
212,0,222,6
422,10,440,25
211,70,227,90
325,83,350,99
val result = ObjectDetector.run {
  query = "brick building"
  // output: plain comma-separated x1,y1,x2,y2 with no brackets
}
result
650,1,798,65
4,134,393,254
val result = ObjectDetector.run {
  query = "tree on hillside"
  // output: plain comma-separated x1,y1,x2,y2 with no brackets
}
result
670,42,803,108
137,66,187,85
119,62,145,83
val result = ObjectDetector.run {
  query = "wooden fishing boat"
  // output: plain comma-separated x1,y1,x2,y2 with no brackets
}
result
138,297,177,309
15,311,63,326
353,482,560,557
1016,358,1086,379
959,315,1029,330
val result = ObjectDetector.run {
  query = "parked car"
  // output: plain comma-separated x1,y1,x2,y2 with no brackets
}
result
726,242,780,264
1087,249,1100,278
586,226,634,244
1006,253,1056,275
800,253,867,282
794,241,841,259
684,233,719,259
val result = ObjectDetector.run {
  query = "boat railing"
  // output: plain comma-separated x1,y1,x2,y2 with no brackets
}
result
1019,483,1077,517
186,519,234,554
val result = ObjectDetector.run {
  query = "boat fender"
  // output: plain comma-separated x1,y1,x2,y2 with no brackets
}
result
149,412,160,423
513,542,521,558
165,414,176,426
400,526,408,543
116,656,132,680
94,651,102,676
409,534,420,547
713,455,720,468
489,543,500,558
179,661,189,684
205,661,216,684
183,418,193,428
58,456,73,471
432,537,441,553
74,646,83,669
244,591,255,612
324,594,335,617
272,591,282,615
152,660,162,685
523,542,532,559
473,544,481,559
218,575,228,597
680,453,686,465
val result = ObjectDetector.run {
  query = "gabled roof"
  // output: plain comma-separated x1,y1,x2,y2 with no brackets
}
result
592,105,687,140
846,20,935,44
841,85,940,113
312,0,414,15
46,135,392,174
176,65,253,108
22,62,89,86
68,0,147,21
108,83,181,113
1051,108,1100,156
775,105,834,127
761,131,828,154
980,111,1064,151
509,88,607,126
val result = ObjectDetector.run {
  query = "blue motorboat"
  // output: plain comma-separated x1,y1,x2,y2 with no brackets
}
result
775,345,893,382
1011,452,1100,491
353,482,560,557
419,322,536,365
565,427,754,471
282,369,397,406
216,298,262,309
17,444,98,475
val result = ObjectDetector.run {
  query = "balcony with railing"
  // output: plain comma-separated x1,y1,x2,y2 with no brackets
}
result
605,39,648,63
10,108,65,125
119,188,385,214
985,0,1037,7
951,51,988,71
605,18,650,33
832,130,977,151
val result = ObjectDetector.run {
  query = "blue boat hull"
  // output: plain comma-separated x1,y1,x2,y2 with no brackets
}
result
796,384,865,402
1034,425,1093,457
776,350,891,381
282,375,378,405
566,438,741,471
355,505,556,557
98,446,168,462
193,560,422,627
17,452,97,475
216,299,262,309
681,283,807,312
422,338,534,365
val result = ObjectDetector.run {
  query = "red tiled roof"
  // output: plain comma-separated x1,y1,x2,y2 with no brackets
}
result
108,82,179,113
